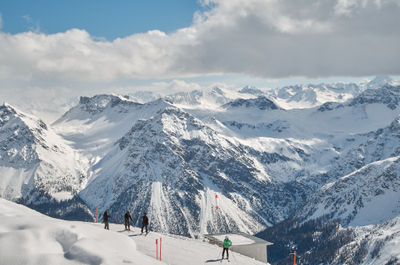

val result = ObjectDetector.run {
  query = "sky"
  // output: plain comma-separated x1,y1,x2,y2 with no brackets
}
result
0,0,400,122
0,0,201,39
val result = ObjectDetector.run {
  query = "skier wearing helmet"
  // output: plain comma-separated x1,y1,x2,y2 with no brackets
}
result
222,236,232,260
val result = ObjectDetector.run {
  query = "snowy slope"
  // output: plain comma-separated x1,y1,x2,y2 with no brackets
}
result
298,156,400,226
332,215,400,265
52,95,175,179
269,82,361,109
50,81,400,235
321,115,400,180
222,96,281,111
209,85,400,140
53,95,145,157
78,101,304,237
53,95,320,236
164,86,255,109
293,114,400,226
2,77,400,264
0,103,91,220
0,198,267,265
265,76,398,110
238,85,266,96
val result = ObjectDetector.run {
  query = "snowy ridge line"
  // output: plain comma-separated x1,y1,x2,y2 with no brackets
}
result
0,103,91,221
1,77,400,264
298,155,400,226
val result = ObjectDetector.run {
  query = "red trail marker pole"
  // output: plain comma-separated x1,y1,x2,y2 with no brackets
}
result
156,239,158,260
215,194,219,210
160,237,162,261
96,207,98,223
290,251,297,265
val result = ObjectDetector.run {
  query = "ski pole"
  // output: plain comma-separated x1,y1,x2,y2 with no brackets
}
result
216,248,221,260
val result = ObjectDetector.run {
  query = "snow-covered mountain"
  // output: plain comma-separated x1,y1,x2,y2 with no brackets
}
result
363,75,398,90
299,155,400,226
222,96,281,111
263,76,398,110
53,94,147,158
238,85,265,96
1,76,400,264
80,103,270,236
54,95,313,236
333,215,400,265
0,103,92,220
269,82,361,109
53,82,400,237
164,86,255,109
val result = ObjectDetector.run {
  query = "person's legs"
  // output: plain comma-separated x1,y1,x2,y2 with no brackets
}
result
145,225,148,233
141,224,144,233
222,248,227,259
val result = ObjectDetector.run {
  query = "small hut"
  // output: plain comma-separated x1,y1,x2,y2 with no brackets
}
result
204,232,273,264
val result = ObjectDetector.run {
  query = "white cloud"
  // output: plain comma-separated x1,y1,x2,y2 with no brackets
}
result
177,0,400,78
0,0,399,84
107,79,204,98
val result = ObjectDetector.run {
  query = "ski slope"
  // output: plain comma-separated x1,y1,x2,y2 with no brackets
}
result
0,198,268,265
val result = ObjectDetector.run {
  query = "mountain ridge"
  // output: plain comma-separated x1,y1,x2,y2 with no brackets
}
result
1,77,400,264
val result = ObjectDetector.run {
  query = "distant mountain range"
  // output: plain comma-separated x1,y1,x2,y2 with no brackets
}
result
1,76,399,264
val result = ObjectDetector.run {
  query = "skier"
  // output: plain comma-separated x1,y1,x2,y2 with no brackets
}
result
221,236,232,261
124,211,133,231
103,210,110,230
141,213,149,235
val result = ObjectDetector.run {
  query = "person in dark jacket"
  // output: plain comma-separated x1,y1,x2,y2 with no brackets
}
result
103,210,110,230
124,211,133,231
141,213,149,234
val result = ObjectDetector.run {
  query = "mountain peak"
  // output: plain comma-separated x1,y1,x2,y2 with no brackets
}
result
223,96,281,110
365,76,394,89
0,103,18,121
238,85,264,95
78,94,141,114
211,86,224,95
0,103,48,131
349,83,400,109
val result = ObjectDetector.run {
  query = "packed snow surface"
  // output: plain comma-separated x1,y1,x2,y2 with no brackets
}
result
0,198,268,265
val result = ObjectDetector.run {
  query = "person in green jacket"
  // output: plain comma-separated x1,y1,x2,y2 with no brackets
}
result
222,236,232,260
